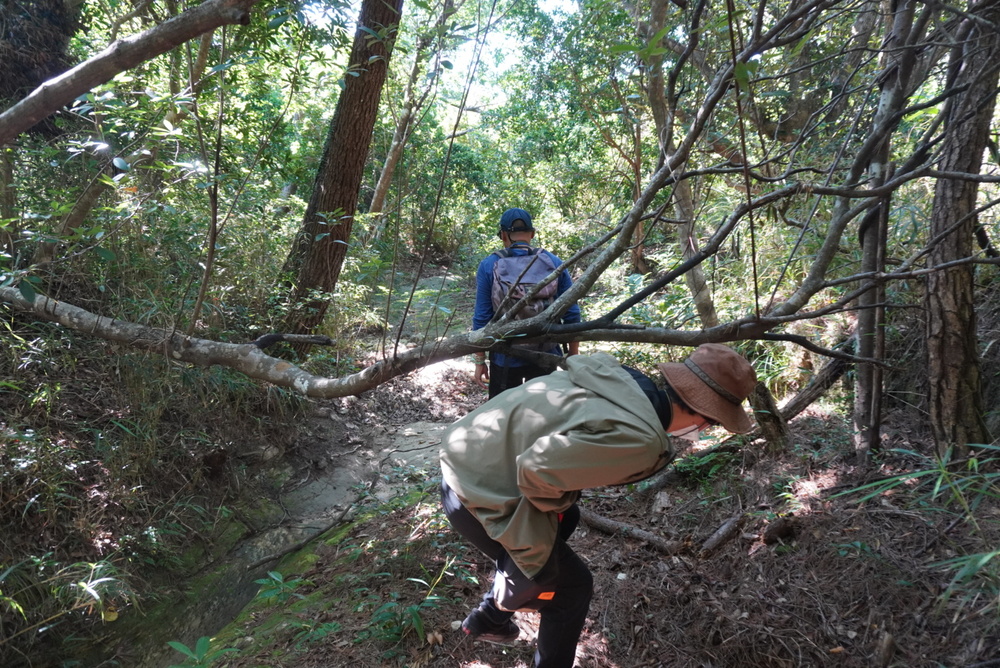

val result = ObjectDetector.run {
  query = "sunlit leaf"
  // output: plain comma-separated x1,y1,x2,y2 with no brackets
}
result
268,14,290,29
734,62,750,89
610,43,641,54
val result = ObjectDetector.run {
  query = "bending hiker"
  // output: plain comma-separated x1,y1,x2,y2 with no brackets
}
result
441,344,757,668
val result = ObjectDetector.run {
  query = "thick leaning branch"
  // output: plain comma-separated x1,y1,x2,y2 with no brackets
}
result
0,0,259,145
0,287,468,397
0,286,745,397
0,283,792,399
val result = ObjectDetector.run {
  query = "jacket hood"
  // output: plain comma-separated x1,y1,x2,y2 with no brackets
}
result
564,353,664,436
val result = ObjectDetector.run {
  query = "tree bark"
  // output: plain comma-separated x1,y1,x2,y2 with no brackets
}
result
925,0,1000,456
750,381,789,455
282,0,404,350
853,0,922,460
1,146,15,263
369,0,460,218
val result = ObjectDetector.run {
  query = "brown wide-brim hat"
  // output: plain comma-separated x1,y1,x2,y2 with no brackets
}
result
657,343,757,434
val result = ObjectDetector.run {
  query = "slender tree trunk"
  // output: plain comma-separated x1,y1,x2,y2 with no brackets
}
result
854,196,888,460
925,0,1000,456
369,106,414,218
629,125,651,275
640,0,717,327
853,0,920,460
1,146,16,265
750,381,789,455
282,0,404,350
675,179,719,328
33,162,113,266
370,0,461,219
368,37,424,219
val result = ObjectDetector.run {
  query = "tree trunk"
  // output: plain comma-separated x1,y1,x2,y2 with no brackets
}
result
675,178,719,328
750,381,789,455
628,115,650,275
853,0,920,461
639,0,717,326
369,104,413,217
853,197,887,460
282,0,404,349
1,146,15,264
370,0,461,218
778,348,852,422
34,163,111,266
925,1,1000,456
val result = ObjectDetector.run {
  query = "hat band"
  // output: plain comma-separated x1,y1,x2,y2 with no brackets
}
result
684,358,743,404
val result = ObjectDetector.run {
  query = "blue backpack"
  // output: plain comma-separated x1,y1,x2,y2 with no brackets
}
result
490,247,560,337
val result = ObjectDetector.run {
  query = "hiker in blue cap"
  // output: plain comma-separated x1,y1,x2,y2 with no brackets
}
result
470,207,581,398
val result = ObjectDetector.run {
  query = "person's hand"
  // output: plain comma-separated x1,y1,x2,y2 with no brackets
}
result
474,363,489,389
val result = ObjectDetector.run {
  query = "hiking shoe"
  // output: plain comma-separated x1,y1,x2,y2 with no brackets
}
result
461,609,520,644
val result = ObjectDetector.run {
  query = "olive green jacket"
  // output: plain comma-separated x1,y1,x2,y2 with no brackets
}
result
440,353,673,578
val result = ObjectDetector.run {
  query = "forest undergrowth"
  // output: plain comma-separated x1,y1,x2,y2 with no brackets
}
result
3,265,1000,667
192,364,1000,668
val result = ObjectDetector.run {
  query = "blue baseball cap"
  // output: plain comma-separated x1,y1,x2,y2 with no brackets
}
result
499,208,534,232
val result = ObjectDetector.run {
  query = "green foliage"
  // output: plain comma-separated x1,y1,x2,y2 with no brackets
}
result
0,555,134,657
934,549,1000,612
673,450,740,485
771,475,804,513
353,561,450,650
834,447,1000,510
0,315,303,662
254,571,309,605
835,445,1000,614
166,635,238,668
284,617,345,647
834,540,881,560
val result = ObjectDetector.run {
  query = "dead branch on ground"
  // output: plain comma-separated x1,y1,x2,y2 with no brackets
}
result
578,507,683,554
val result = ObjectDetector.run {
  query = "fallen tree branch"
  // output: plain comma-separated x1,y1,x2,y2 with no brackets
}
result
0,285,805,399
0,288,855,401
578,507,683,555
699,512,743,556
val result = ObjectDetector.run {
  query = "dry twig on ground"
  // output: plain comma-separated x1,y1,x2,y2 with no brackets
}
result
579,506,683,554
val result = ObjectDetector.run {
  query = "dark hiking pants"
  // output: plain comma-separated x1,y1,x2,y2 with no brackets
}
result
441,480,593,668
487,360,551,399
